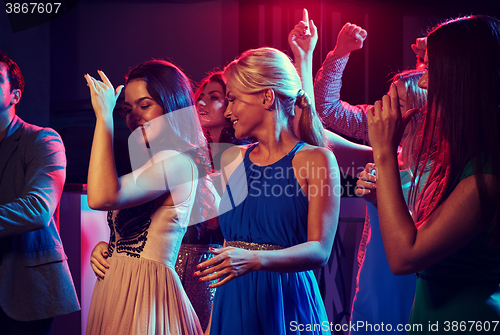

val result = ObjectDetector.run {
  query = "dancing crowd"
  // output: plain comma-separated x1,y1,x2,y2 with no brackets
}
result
1,7,500,335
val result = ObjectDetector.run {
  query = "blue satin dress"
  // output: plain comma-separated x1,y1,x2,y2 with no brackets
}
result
210,142,330,335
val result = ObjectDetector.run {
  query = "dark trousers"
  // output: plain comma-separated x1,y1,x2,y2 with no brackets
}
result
0,306,53,335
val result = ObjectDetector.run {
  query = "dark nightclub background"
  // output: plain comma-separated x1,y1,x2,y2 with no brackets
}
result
1,0,499,184
2,1,500,333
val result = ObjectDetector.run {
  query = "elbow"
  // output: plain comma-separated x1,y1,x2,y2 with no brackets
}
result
87,200,100,211
87,194,99,210
318,256,329,268
32,219,50,231
87,187,117,211
390,266,412,277
314,248,331,269
387,258,418,276
87,195,111,211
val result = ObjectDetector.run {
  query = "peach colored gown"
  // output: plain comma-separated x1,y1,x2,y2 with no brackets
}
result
86,181,202,335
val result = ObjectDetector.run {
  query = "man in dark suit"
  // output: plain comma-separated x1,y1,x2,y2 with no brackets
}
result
0,51,80,334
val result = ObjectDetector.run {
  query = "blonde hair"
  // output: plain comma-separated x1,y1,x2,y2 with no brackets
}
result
223,47,325,147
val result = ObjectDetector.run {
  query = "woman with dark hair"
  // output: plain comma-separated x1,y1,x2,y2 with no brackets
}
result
84,60,216,334
367,15,500,333
88,69,251,332
290,15,429,332
195,72,232,144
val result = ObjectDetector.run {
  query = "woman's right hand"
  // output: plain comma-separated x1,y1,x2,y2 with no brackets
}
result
84,70,123,122
288,8,318,61
356,163,378,207
333,22,367,58
90,241,110,280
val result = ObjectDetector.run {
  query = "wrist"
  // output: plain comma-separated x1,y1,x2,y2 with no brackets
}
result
373,149,398,169
333,46,350,58
254,250,263,271
96,113,114,125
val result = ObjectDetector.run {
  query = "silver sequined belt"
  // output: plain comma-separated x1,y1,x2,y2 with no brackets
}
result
225,241,285,250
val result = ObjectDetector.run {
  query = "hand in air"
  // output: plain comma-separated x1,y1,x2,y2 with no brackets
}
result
411,37,427,60
367,84,420,158
84,70,124,121
90,241,110,280
333,22,367,57
356,163,378,207
288,8,318,60
193,246,260,288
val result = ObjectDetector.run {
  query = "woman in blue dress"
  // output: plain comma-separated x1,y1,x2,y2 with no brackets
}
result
195,45,341,334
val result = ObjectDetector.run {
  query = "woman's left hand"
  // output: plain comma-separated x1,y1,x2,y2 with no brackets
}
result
367,85,419,159
84,70,123,121
194,246,260,288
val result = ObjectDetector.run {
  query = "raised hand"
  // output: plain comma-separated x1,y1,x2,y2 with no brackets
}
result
367,84,403,161
90,241,110,280
84,70,124,122
356,163,378,206
194,246,260,288
333,22,367,58
411,37,427,70
288,8,318,61
411,37,427,60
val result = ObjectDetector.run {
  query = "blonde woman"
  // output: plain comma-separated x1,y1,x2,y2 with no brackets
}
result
195,47,340,335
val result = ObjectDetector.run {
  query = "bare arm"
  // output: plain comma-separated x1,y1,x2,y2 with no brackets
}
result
288,15,372,177
368,86,485,275
288,9,317,105
324,129,373,178
85,71,194,210
85,71,123,209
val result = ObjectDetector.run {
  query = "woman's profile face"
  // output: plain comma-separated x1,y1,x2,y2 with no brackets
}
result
224,81,267,139
196,81,228,130
123,79,164,132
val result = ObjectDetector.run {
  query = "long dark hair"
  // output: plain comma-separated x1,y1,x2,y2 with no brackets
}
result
126,59,216,226
412,15,500,244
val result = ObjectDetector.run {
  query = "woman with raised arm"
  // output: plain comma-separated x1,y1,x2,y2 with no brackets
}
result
195,46,340,335
367,15,500,333
88,69,254,332
84,60,217,335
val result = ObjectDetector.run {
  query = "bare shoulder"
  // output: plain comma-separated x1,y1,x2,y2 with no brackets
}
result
294,144,338,168
136,150,196,185
293,144,339,183
151,150,194,172
220,144,252,167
